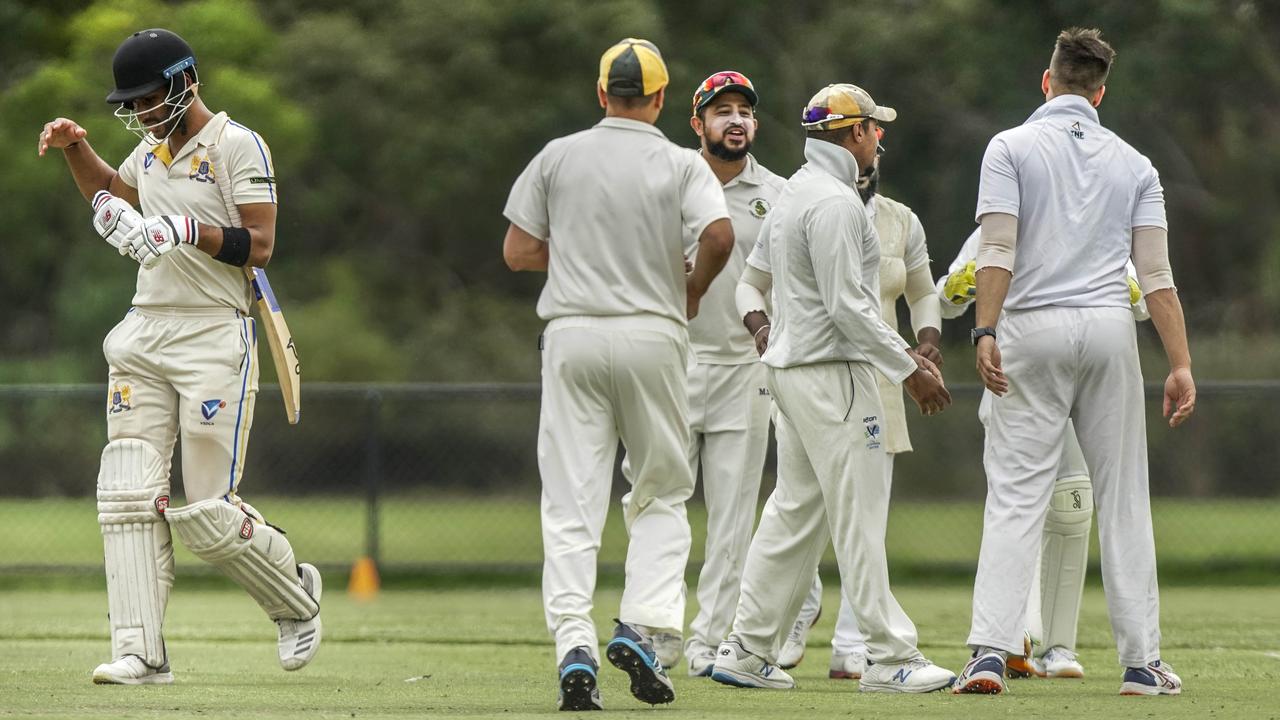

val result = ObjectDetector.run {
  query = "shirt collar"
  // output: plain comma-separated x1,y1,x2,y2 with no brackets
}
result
1024,94,1099,125
153,111,229,166
722,154,764,189
803,138,861,187
596,116,667,138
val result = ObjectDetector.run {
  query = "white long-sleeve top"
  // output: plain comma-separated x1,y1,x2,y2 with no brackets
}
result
745,139,915,382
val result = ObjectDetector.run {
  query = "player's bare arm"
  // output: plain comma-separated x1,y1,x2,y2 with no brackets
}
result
974,212,1017,396
736,264,773,355
38,118,139,206
193,202,276,267
1133,225,1195,427
502,223,549,272
686,218,735,319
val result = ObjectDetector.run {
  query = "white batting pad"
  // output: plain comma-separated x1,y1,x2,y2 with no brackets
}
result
167,499,318,620
97,439,174,668
1041,474,1093,650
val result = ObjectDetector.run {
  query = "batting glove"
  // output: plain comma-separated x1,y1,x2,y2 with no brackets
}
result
123,215,198,268
943,260,977,305
1127,275,1142,305
91,191,143,252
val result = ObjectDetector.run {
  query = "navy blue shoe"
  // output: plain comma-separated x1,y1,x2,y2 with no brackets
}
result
1120,660,1182,696
952,651,1007,694
557,647,602,711
605,619,676,705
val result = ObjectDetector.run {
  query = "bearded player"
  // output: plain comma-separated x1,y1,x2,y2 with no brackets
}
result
37,28,321,684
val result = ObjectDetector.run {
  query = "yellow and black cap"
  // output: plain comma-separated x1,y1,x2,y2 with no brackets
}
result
599,38,669,97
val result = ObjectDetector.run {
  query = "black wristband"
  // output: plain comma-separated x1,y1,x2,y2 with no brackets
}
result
215,226,251,266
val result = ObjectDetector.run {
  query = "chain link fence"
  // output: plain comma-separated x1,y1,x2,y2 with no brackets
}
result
1,382,1277,579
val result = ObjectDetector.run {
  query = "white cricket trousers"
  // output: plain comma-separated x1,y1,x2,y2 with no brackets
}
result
968,306,1161,667
731,361,920,664
684,361,771,656
539,315,695,665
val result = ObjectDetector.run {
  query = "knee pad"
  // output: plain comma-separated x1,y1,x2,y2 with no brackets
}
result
97,439,174,667
167,498,318,620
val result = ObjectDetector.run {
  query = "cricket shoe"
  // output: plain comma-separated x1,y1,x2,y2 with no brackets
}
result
828,650,866,680
605,620,675,705
859,657,955,693
92,655,174,685
1005,631,1038,679
1119,660,1181,696
952,651,1007,694
1033,646,1084,679
685,640,716,677
777,604,821,669
650,630,683,670
277,563,323,671
557,646,603,711
710,639,795,689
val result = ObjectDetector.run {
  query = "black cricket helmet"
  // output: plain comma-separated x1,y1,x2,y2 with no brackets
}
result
106,29,197,104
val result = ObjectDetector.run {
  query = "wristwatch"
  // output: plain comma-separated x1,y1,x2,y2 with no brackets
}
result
970,327,997,345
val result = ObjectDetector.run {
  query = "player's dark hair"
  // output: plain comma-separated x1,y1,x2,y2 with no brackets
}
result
609,91,659,110
1050,27,1115,95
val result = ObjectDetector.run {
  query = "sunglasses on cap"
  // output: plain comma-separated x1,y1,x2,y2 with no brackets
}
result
693,71,758,114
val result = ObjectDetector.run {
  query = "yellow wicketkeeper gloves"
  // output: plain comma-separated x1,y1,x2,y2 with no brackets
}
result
944,261,977,305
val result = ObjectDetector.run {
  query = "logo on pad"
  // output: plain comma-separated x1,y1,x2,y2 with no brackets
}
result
154,495,169,515
239,517,254,540
863,415,882,451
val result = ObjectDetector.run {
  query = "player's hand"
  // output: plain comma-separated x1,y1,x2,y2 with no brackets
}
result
686,287,701,320
943,260,977,305
122,215,198,268
753,324,770,356
38,117,87,156
903,358,951,416
914,342,943,366
1127,276,1142,305
91,191,143,252
1163,366,1196,428
976,335,1008,396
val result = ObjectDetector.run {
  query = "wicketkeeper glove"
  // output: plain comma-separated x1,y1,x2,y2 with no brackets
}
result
1127,275,1142,305
122,215,198,268
91,191,143,253
943,260,977,305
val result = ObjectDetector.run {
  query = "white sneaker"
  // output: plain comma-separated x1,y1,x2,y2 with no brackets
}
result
685,641,716,677
710,639,795,689
92,655,174,685
777,604,821,669
277,563,323,671
1033,646,1084,679
828,651,866,679
649,631,682,670
859,657,956,693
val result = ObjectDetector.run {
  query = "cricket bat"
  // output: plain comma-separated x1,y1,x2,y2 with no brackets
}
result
207,144,301,425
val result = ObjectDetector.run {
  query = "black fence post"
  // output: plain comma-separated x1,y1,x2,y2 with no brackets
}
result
363,388,383,567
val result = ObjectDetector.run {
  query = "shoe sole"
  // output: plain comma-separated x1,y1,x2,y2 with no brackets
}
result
1119,682,1180,696
860,676,956,693
558,667,603,711
953,676,1005,695
606,637,675,705
829,670,862,680
1005,656,1039,679
92,671,174,685
778,653,802,671
710,668,793,690
1046,667,1084,679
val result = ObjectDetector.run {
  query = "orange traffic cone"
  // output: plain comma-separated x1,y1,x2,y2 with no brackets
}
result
348,556,381,601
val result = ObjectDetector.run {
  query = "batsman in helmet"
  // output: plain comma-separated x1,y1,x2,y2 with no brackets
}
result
37,28,322,685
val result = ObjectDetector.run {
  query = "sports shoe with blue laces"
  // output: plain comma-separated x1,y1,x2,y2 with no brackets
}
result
952,650,1008,694
557,646,602,711
605,619,676,705
1119,660,1181,696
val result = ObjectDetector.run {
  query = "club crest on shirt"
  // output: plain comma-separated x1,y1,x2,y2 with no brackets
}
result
107,383,132,414
189,155,216,184
749,197,771,218
863,415,881,450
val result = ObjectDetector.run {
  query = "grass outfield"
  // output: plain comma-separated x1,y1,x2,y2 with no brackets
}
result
1,584,1278,719
2,497,1278,571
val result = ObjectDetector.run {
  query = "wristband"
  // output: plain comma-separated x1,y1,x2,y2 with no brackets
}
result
215,226,252,266
753,324,771,339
